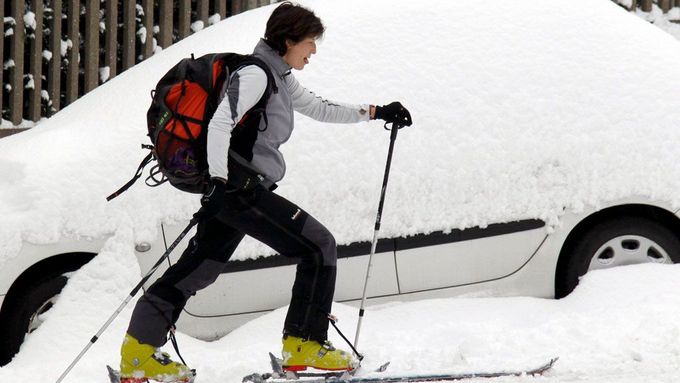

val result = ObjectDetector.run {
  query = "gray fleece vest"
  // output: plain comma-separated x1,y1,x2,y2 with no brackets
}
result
210,39,370,184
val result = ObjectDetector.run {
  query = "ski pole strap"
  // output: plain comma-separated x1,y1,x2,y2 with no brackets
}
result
106,152,154,201
137,296,189,366
168,326,189,367
328,316,364,361
383,121,405,132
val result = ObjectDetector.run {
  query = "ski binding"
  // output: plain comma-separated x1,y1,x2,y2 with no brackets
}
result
242,353,389,383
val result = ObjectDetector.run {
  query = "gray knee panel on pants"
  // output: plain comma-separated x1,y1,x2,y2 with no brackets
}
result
175,258,229,298
301,214,337,267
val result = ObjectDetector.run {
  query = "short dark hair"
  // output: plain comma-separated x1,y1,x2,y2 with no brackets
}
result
264,2,325,56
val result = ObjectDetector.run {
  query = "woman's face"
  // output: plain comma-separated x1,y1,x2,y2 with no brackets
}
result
282,37,317,70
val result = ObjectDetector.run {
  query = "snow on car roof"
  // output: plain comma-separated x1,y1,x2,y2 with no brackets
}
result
1,0,680,263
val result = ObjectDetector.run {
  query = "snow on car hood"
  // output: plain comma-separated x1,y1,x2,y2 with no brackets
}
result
1,0,680,263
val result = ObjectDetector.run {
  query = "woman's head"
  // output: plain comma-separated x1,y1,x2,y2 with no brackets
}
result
264,2,325,70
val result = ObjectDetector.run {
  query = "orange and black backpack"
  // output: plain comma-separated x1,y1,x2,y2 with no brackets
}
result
107,53,276,201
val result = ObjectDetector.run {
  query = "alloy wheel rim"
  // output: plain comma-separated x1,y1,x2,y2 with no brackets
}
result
588,235,671,271
27,295,59,334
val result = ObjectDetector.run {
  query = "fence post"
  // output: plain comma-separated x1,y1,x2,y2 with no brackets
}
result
28,0,45,121
105,0,119,81
84,0,99,93
179,0,191,39
10,0,26,125
142,0,154,59
660,0,671,12
198,0,210,28
216,0,228,20
159,0,173,48
48,0,63,113
66,0,81,105
641,0,653,11
122,0,136,70
231,0,244,15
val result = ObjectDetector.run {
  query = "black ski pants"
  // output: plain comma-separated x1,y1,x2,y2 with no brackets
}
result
127,186,338,347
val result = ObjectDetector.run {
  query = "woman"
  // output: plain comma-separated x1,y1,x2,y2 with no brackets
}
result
119,2,412,382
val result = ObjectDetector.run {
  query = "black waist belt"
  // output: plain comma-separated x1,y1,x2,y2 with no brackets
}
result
227,157,277,192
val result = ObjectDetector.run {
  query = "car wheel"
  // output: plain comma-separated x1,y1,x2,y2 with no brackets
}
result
557,216,680,298
0,274,68,365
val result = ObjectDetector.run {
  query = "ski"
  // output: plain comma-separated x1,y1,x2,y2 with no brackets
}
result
106,365,196,383
242,357,558,383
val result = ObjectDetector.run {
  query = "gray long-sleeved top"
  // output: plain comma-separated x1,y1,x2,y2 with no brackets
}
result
207,39,370,184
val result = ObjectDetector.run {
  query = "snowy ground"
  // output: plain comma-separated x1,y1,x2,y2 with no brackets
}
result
2,0,680,382
4,260,680,383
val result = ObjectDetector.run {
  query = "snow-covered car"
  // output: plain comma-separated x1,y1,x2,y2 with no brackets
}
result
3,0,680,366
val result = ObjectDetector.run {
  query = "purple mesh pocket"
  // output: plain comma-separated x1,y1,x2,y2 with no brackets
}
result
167,146,200,176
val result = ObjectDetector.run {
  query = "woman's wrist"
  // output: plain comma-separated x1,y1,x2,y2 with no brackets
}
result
370,105,376,119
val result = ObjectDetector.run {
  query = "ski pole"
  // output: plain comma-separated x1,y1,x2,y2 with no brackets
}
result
353,121,402,354
55,217,199,383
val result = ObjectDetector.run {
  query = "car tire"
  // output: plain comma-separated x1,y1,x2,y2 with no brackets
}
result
0,274,68,365
557,216,680,298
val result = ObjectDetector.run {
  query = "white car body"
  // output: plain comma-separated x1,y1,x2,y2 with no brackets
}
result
0,238,104,300
134,197,678,341
3,197,678,345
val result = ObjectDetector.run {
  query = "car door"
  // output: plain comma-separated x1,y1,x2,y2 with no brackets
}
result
394,219,547,293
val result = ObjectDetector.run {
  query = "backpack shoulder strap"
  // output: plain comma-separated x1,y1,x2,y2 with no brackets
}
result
226,55,277,132
234,55,277,100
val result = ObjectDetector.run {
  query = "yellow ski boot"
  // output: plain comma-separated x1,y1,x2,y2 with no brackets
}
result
119,333,194,383
281,335,359,372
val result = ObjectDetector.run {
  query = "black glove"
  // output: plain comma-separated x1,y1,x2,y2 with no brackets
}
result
194,178,228,220
374,101,413,127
